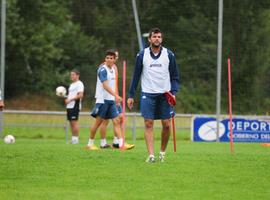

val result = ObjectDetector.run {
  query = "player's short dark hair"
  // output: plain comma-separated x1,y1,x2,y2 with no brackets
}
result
148,27,163,38
105,49,116,58
71,69,80,75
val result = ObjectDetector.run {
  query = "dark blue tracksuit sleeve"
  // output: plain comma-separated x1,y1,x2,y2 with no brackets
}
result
168,50,180,95
128,50,144,98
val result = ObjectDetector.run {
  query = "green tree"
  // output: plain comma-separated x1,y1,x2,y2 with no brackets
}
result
5,0,102,100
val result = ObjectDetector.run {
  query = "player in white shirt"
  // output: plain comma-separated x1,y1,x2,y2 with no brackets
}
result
86,50,127,150
98,50,134,149
128,28,180,162
65,69,84,144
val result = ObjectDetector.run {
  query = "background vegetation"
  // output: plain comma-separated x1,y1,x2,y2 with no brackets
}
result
3,0,270,114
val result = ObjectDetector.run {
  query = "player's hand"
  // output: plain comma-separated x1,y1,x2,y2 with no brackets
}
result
115,95,122,104
115,95,122,103
64,98,71,104
127,98,134,110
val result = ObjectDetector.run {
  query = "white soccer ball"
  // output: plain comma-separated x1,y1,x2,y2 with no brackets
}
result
4,135,15,144
56,86,67,97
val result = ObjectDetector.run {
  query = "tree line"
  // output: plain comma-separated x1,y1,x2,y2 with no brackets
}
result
4,0,270,114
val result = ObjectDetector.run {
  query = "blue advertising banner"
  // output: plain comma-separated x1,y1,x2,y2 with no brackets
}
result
192,117,270,142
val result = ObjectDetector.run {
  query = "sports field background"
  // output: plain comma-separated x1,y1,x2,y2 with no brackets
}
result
1,112,191,141
0,114,270,200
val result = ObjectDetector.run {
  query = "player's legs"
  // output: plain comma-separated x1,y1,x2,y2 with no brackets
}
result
161,119,171,152
69,120,79,144
67,108,80,144
112,116,125,148
144,119,155,156
118,113,123,124
100,119,109,139
110,113,122,148
70,120,79,136
158,94,173,162
90,117,104,139
105,101,125,149
113,112,122,145
86,117,103,150
141,93,156,161
87,103,107,149
99,105,122,148
112,117,121,139
99,119,111,148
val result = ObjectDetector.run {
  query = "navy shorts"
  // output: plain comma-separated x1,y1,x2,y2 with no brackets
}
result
90,100,119,119
140,92,174,120
67,108,80,121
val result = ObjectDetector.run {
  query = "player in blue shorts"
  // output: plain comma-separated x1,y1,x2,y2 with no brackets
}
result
86,50,127,150
99,50,134,149
127,28,180,162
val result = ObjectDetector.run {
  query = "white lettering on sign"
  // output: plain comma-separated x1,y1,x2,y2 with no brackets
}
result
228,133,259,139
228,121,270,132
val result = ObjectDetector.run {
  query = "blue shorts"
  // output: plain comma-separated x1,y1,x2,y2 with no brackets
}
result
140,92,174,120
90,100,119,119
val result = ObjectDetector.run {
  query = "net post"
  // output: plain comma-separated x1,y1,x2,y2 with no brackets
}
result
228,58,234,154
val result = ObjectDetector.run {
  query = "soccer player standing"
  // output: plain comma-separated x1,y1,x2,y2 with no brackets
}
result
86,50,126,150
127,28,180,162
99,50,122,148
99,50,134,149
65,69,84,144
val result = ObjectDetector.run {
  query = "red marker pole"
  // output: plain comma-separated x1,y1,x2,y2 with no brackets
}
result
122,60,127,146
228,58,234,154
172,114,176,152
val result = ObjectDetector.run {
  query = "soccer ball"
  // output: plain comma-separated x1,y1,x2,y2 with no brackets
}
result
4,135,15,144
56,86,67,97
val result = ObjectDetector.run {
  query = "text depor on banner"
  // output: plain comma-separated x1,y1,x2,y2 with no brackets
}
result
192,117,270,142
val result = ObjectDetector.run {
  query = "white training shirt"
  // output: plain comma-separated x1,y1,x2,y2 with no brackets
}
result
95,65,116,103
141,47,171,93
66,80,84,109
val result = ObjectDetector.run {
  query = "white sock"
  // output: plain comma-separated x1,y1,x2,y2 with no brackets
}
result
88,139,94,146
160,151,166,156
72,136,78,142
149,154,155,158
100,139,107,147
118,138,123,147
113,136,119,144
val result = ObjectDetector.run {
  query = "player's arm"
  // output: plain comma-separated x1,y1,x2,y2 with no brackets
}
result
72,91,84,100
168,50,180,95
127,51,144,109
114,65,122,105
128,51,144,98
99,67,122,102
65,84,84,104
114,65,119,96
102,81,122,102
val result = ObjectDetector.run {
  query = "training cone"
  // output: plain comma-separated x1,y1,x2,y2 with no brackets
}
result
261,143,270,147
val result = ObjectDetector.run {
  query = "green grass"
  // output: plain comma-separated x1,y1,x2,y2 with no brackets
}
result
0,138,270,200
2,112,191,141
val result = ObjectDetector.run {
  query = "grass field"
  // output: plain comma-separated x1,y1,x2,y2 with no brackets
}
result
1,137,270,200
1,112,191,140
